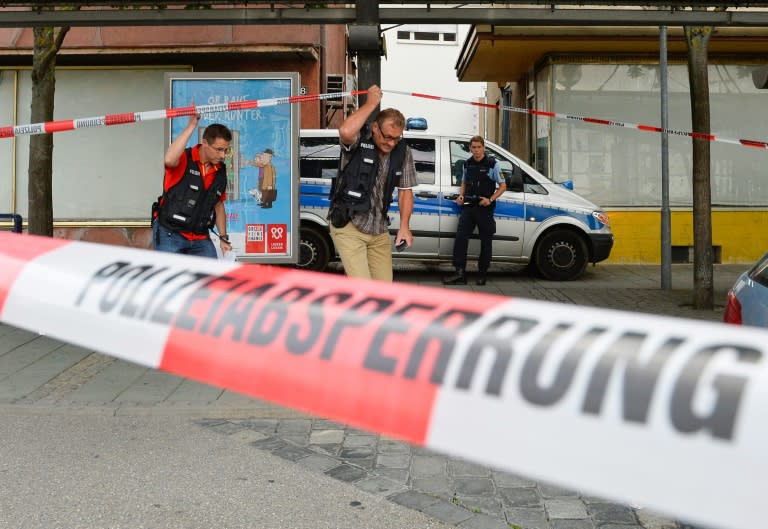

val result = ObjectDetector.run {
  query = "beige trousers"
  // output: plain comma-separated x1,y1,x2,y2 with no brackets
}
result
329,222,393,282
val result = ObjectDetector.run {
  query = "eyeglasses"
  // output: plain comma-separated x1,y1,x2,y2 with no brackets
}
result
375,123,402,143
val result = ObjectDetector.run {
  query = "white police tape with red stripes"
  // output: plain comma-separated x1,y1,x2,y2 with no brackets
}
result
0,231,766,529
2,88,767,151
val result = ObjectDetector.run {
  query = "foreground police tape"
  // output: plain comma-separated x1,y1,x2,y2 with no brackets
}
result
1,231,766,529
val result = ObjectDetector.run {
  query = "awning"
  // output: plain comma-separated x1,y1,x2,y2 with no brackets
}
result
456,25,768,82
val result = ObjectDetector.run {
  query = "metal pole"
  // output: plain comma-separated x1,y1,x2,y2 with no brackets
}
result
355,0,381,116
660,25,672,289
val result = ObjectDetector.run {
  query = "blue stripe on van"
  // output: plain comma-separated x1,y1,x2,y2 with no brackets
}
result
300,183,594,227
300,183,446,216
525,204,594,227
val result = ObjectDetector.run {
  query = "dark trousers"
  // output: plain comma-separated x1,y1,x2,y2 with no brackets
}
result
452,204,496,273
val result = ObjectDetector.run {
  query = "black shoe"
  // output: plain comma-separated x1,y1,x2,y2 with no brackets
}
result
443,271,467,285
476,275,487,286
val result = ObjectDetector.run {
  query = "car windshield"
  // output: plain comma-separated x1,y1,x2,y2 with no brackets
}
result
749,252,768,288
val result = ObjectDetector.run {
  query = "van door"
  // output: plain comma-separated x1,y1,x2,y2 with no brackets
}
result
390,135,439,255
439,139,525,259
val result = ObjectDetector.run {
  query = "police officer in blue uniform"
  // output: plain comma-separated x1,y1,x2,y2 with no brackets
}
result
443,135,506,286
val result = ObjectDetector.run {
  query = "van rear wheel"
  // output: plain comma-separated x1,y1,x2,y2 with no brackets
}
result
534,230,588,281
298,225,331,272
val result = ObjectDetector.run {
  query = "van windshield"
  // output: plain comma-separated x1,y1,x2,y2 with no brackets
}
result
300,137,340,179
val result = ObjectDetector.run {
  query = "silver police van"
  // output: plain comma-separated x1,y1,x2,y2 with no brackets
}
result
297,129,613,281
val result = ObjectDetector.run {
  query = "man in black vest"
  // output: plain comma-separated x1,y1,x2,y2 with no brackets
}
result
153,114,233,259
328,85,416,281
443,135,507,286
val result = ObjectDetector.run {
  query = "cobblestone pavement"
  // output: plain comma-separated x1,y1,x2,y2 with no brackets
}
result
195,416,689,529
1,263,743,529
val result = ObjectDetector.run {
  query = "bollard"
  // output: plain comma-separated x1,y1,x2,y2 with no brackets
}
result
0,213,22,233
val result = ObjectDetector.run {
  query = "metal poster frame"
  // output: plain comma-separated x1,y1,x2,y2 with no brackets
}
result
165,72,299,264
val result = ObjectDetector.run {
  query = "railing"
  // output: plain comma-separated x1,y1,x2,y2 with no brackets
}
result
0,213,23,234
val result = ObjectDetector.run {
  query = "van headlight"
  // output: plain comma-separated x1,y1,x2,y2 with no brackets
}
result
592,211,610,226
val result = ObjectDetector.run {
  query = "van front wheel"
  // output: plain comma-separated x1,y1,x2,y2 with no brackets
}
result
534,230,588,281
298,225,331,272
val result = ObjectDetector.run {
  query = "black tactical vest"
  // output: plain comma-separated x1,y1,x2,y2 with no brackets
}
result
464,156,497,200
159,147,227,235
330,125,407,216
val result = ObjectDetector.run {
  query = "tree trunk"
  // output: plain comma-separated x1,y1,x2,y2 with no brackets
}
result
685,26,714,310
28,25,69,237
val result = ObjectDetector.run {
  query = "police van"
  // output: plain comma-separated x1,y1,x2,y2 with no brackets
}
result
297,129,613,281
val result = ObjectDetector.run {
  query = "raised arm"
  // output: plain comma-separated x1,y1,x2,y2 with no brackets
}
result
165,113,199,168
338,85,382,146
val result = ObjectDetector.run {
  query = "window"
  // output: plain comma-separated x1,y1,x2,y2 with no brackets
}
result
325,74,344,108
300,137,340,179
405,137,436,185
300,136,435,185
749,252,768,288
395,25,459,45
449,140,471,186
485,147,517,188
448,140,545,194
413,31,440,41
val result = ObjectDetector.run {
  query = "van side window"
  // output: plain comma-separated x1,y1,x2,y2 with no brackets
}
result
484,147,515,184
404,138,436,185
449,140,470,186
522,172,548,195
300,137,341,179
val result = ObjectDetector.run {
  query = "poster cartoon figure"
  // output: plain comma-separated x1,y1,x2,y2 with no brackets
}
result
243,148,277,208
167,73,298,263
257,149,277,208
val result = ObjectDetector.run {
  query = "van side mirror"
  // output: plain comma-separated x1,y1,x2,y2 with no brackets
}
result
506,165,524,193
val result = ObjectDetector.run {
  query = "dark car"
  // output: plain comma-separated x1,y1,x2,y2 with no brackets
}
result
723,251,768,327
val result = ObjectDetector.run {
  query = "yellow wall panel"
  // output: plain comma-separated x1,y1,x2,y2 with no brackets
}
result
604,210,768,264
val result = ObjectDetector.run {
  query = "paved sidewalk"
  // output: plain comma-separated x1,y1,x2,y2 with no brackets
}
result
0,263,744,529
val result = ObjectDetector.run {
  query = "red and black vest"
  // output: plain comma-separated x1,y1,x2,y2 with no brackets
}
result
158,147,227,235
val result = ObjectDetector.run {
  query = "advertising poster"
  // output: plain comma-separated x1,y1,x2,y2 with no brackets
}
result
165,72,299,264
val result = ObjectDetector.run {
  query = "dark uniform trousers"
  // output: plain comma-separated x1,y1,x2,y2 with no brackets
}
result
452,203,497,274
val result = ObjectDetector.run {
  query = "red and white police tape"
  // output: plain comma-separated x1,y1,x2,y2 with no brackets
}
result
384,89,768,150
0,231,767,529
0,90,362,139
2,88,767,150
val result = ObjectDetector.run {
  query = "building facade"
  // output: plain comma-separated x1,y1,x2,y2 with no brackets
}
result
0,22,350,247
457,25,768,264
380,24,485,135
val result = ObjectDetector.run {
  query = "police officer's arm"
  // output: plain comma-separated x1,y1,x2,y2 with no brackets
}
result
338,85,383,146
396,188,414,247
214,201,232,251
165,113,199,168
456,164,467,205
489,182,507,203
481,164,506,205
